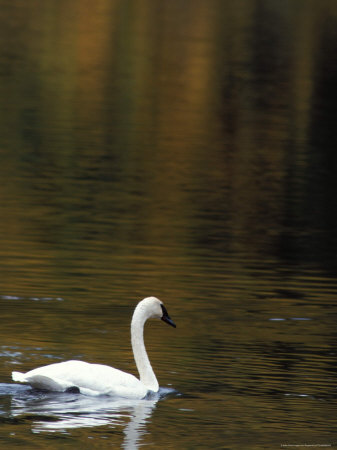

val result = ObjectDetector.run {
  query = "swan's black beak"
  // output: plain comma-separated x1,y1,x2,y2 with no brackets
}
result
161,304,176,328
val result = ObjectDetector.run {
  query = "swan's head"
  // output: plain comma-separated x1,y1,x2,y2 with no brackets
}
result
137,297,176,328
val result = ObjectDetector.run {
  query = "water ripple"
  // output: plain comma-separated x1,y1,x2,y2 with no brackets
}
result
0,295,64,302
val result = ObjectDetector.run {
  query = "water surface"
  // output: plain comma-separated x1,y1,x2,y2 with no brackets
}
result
1,0,337,448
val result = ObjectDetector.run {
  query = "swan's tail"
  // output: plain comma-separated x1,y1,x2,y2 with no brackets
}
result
12,371,27,383
12,372,68,391
12,371,99,395
12,371,63,389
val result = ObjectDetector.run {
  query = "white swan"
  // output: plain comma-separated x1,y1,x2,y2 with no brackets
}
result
12,297,176,398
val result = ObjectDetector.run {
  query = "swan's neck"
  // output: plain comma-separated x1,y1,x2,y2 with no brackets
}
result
131,309,159,392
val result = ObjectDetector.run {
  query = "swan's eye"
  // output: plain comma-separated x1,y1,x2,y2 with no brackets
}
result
160,304,168,317
160,304,176,328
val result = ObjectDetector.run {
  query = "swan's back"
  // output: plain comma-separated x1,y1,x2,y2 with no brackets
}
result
13,360,148,398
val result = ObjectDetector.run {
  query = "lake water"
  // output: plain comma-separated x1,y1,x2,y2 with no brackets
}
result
1,0,337,448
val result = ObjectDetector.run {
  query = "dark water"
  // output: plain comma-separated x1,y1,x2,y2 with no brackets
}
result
1,0,337,448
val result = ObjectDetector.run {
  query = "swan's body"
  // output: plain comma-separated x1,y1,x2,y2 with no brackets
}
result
12,297,176,398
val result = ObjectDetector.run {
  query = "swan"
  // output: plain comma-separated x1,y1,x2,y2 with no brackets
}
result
12,297,176,398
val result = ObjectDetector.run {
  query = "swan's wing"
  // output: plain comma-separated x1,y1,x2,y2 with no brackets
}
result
62,362,148,397
23,375,70,391
13,361,148,398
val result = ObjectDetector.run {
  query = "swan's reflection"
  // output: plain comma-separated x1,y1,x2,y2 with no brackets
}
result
5,384,175,449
